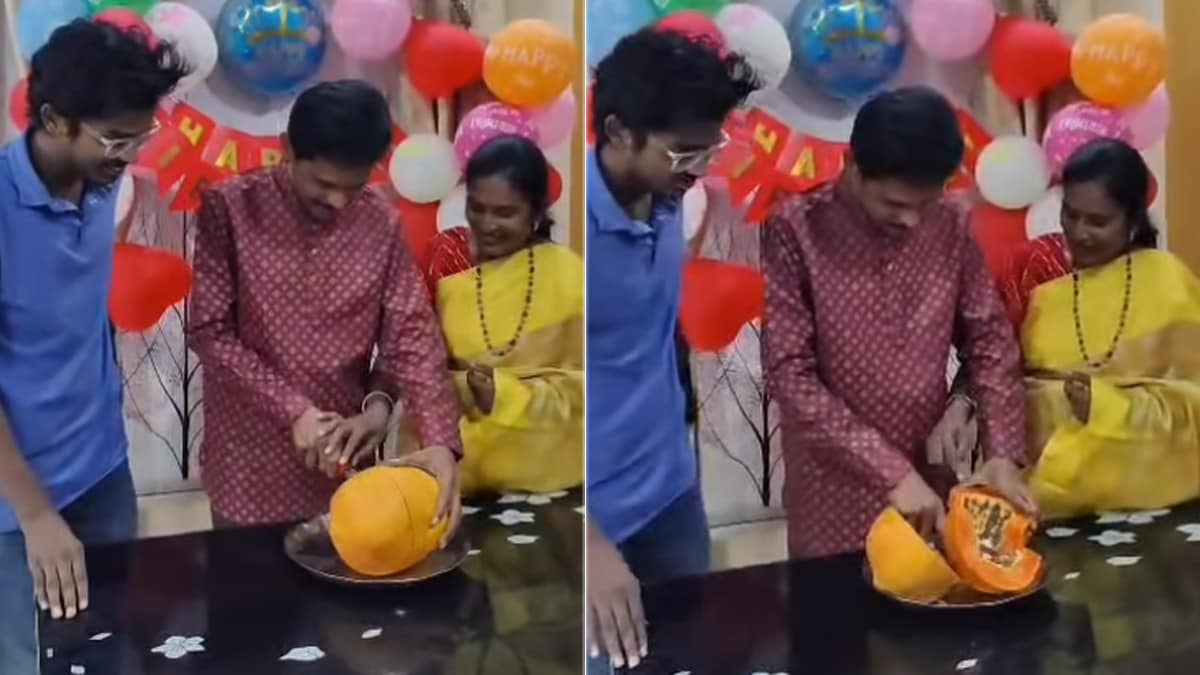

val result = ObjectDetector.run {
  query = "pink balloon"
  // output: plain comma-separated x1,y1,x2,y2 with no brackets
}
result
454,102,540,167
331,0,412,61
1121,84,1170,149
530,91,576,149
910,0,996,61
1043,102,1133,176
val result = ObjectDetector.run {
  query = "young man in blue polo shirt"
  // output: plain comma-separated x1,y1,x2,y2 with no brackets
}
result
0,21,186,671
586,29,759,671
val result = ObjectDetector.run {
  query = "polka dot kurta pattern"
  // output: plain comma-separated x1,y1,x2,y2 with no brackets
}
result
188,168,462,526
762,181,1026,558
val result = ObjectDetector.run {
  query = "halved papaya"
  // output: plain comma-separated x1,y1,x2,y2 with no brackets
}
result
944,486,1044,595
865,507,962,603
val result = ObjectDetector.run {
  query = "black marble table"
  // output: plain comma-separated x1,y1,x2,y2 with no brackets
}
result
38,491,583,675
630,503,1200,675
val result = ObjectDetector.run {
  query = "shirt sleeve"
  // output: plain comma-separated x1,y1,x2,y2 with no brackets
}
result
956,212,1029,465
187,189,313,424
375,225,464,455
761,210,913,492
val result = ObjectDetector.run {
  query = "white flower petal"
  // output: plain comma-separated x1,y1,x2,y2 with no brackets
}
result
45,648,54,659
362,628,382,639
1063,572,1081,580
1177,523,1200,535
70,666,85,674
468,548,482,556
461,505,481,515
164,636,187,647
1127,513,1155,525
394,608,407,616
956,658,979,671
280,646,326,662
1088,530,1136,547
1045,527,1078,539
497,494,527,504
1096,512,1129,525
546,490,569,498
90,632,112,642
1107,556,1142,567
526,495,552,506
575,506,585,515
508,534,539,545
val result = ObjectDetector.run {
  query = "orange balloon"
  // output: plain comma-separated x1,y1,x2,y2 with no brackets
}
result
483,19,577,108
1071,14,1166,107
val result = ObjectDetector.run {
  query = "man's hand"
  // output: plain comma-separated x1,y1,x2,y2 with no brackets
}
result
324,401,391,479
466,364,495,414
386,445,461,547
973,457,1039,517
587,523,646,670
1064,373,1091,424
22,510,86,620
292,407,341,473
888,471,945,539
926,396,977,481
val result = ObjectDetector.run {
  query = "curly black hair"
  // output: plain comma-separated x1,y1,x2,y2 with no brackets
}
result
592,28,760,147
287,80,395,167
849,86,965,187
28,19,189,130
465,134,555,241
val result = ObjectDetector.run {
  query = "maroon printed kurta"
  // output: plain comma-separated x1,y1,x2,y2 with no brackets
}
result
188,167,462,525
762,180,1025,558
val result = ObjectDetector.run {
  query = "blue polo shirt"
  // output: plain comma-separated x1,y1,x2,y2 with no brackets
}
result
586,150,696,544
0,136,127,533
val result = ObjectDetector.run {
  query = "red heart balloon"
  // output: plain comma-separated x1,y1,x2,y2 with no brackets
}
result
395,197,441,271
548,164,563,205
403,21,486,100
657,11,726,52
988,18,1071,101
969,202,1029,281
109,244,193,333
680,258,764,352
8,78,29,132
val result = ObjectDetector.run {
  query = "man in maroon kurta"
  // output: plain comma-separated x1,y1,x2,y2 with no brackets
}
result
188,81,462,530
763,87,1034,558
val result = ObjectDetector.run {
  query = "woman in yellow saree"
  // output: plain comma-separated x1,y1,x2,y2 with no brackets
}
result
430,134,582,496
1002,138,1200,519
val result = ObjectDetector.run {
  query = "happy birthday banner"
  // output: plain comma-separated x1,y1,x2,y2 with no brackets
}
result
711,105,992,222
133,102,405,214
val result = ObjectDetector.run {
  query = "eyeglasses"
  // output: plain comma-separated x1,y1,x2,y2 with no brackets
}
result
662,130,731,174
80,121,162,159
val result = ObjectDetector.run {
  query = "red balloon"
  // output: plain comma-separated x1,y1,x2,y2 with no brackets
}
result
680,258,764,353
395,197,440,271
656,11,726,52
94,9,158,47
1147,172,1158,206
548,164,563,205
8,78,29,132
403,21,485,100
988,17,1071,100
969,202,1029,281
109,244,193,333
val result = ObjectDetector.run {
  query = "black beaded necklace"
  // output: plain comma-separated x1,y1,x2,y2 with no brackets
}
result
475,246,536,357
1072,253,1133,369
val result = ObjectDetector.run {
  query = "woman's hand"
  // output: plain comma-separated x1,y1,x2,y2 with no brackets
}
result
1064,373,1092,423
466,364,496,414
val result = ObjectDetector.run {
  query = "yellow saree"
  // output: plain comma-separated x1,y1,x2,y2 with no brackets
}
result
1023,249,1200,519
436,243,583,496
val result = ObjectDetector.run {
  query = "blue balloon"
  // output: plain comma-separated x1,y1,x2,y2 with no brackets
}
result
587,0,657,68
17,0,89,62
787,0,908,102
216,0,328,98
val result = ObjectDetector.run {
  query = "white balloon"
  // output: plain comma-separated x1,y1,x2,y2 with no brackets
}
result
145,2,218,97
115,173,135,225
715,4,792,90
389,134,460,204
682,180,708,241
975,136,1050,210
437,186,467,233
1025,186,1063,239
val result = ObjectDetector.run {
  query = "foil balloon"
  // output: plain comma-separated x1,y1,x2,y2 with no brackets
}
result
787,0,907,101
216,0,329,97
